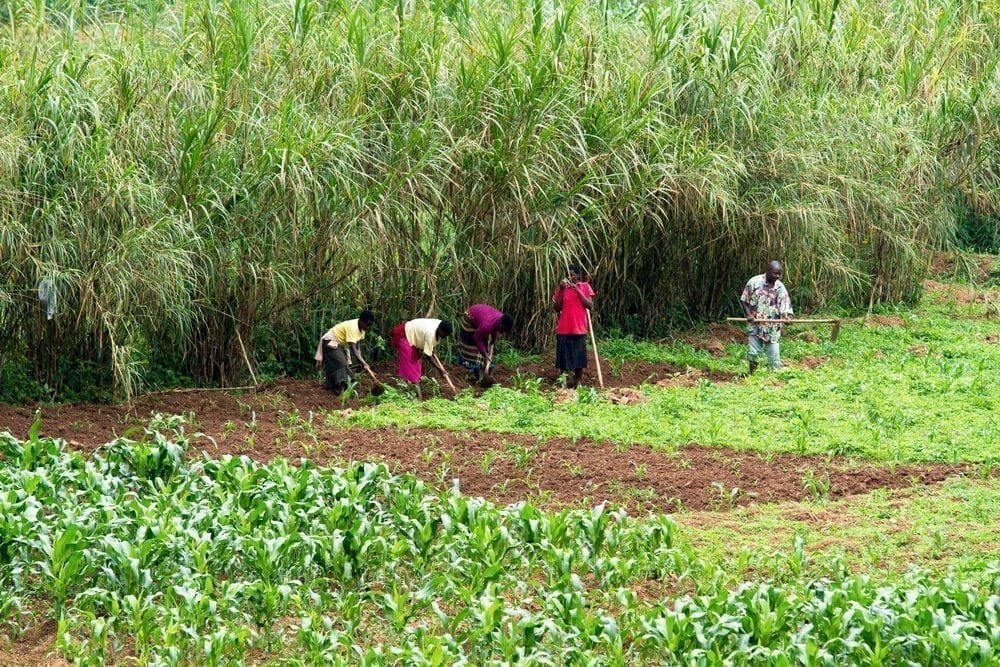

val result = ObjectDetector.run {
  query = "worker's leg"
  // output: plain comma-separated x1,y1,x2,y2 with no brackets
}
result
765,341,782,370
323,344,350,392
747,334,764,373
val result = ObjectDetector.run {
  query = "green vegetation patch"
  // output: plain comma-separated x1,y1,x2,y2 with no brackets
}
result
3,0,998,399
346,298,1000,464
679,475,1000,582
0,429,998,664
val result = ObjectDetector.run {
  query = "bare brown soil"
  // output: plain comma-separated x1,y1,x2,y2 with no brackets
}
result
0,379,962,514
0,620,69,667
866,315,906,327
929,251,997,283
491,352,739,389
796,355,828,370
676,323,745,357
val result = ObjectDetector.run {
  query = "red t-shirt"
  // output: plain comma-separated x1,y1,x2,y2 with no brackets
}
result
553,282,595,335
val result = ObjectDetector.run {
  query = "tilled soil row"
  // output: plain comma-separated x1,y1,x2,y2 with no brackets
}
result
0,379,963,512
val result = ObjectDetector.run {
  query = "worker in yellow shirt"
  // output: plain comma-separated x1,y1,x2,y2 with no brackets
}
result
314,310,376,393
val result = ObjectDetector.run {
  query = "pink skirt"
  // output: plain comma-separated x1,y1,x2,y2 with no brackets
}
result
393,323,423,384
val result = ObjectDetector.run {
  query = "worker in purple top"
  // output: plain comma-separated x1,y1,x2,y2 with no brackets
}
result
455,304,514,381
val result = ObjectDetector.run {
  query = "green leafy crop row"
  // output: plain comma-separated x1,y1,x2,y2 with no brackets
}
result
1,424,997,664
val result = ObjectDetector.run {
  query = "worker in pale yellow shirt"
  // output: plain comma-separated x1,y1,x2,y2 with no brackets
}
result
390,318,455,398
314,310,376,393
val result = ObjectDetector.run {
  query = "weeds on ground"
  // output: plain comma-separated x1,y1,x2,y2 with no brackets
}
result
342,297,1000,465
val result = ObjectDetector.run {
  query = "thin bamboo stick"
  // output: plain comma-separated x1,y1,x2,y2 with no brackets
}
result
586,310,604,389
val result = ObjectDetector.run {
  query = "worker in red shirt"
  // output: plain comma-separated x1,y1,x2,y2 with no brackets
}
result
552,264,595,389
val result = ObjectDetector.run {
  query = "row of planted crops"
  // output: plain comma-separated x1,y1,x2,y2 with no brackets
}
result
1,422,997,664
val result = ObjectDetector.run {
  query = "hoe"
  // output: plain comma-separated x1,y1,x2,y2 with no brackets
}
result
725,318,842,343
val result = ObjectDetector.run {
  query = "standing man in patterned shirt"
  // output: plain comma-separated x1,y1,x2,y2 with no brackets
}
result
740,261,793,372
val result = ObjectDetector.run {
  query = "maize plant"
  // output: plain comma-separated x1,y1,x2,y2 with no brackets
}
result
0,427,997,662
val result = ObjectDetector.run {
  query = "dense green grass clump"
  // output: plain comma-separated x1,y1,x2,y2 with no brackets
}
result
1,429,998,664
1,0,998,396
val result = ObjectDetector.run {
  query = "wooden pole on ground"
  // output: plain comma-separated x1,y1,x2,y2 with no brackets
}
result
235,329,259,386
586,310,604,388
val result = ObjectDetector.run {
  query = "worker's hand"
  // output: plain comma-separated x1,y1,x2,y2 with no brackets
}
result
560,279,571,289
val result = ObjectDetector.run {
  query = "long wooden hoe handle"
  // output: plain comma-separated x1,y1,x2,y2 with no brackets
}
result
431,354,457,395
727,317,842,343
726,317,840,324
485,342,494,375
586,309,604,389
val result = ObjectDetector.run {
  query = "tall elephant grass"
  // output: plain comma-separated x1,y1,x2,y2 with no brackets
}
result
0,0,997,398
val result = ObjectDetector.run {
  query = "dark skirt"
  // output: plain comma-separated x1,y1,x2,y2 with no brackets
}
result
322,344,353,389
456,313,492,374
555,334,587,371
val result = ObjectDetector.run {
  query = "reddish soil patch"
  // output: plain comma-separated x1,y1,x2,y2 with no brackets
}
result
929,251,997,283
0,381,963,513
704,322,746,344
796,355,828,370
0,619,70,667
866,315,905,327
677,323,744,357
929,251,953,278
652,368,729,389
603,387,648,405
922,279,1000,310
